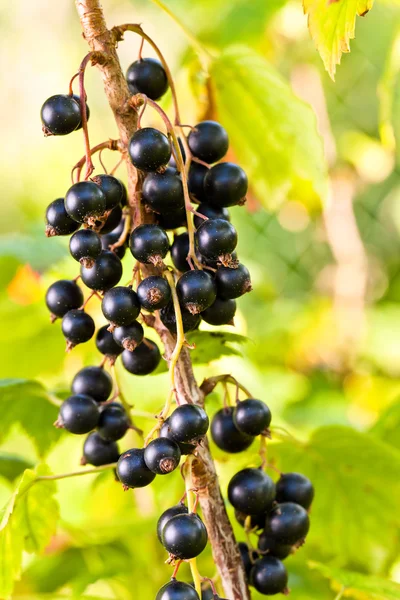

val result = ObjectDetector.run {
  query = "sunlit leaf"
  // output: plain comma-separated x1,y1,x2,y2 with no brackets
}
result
0,453,34,482
370,399,400,450
187,330,248,364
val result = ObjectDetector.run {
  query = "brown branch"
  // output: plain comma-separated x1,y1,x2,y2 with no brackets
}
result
74,2,250,599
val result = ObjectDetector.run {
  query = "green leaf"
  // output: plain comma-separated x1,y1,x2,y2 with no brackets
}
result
370,399,400,450
210,46,328,210
0,453,34,482
186,331,248,364
0,233,66,272
0,379,62,457
310,561,400,599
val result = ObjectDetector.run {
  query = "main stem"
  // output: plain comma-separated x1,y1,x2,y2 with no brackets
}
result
74,2,250,598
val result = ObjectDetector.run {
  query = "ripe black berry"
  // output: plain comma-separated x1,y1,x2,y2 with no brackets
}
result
101,233,126,260
41,94,81,135
69,229,102,267
45,279,83,318
275,473,314,510
257,532,292,560
250,556,288,595
142,168,184,214
113,321,144,351
193,203,230,229
215,264,252,299
211,407,253,453
45,198,80,236
264,502,310,545
235,509,265,531
195,219,237,262
57,394,99,434
171,232,190,273
228,468,275,515
97,205,123,235
91,174,123,210
126,58,169,100
144,437,181,474
234,399,271,436
204,163,248,208
238,542,259,578
188,121,229,164
122,338,161,375
160,418,196,455
137,276,171,311
80,250,123,291
82,431,120,466
72,366,113,403
201,297,236,326
160,303,201,334
61,309,95,346
96,325,123,357
98,402,130,441
117,448,156,488
168,405,209,443
177,270,216,314
156,580,200,600
188,163,208,203
157,504,189,542
130,224,169,266
128,127,171,172
156,207,187,230
162,513,208,559
64,181,106,224
102,286,140,326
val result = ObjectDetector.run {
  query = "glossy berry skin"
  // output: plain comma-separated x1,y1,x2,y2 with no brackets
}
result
102,286,140,326
160,418,196,455
45,280,83,318
41,94,81,135
126,58,169,100
83,432,119,466
188,162,208,203
98,402,130,441
193,203,230,229
69,229,102,267
45,198,80,236
204,162,248,208
177,270,216,315
265,502,310,545
91,174,123,210
239,542,259,578
160,303,201,334
235,509,266,531
188,121,229,164
58,394,99,434
117,448,156,488
234,399,271,436
171,232,190,273
195,219,237,261
201,297,236,326
144,438,181,475
156,580,199,600
142,168,184,214
211,407,253,454
128,127,171,172
156,207,187,230
61,310,95,345
113,321,144,351
64,181,106,224
157,504,189,542
130,224,169,266
228,468,275,515
251,556,288,595
96,325,123,357
80,250,123,291
137,276,171,311
72,366,113,403
258,532,292,560
215,264,252,299
168,405,209,443
275,473,314,510
162,513,208,559
122,338,161,375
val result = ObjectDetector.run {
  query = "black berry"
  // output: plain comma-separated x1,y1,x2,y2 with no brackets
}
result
80,250,123,291
193,202,230,229
156,207,187,230
160,418,196,455
64,181,106,224
96,325,123,357
101,232,126,260
188,163,208,203
69,229,102,267
162,513,208,559
234,399,271,436
57,394,99,434
117,448,156,488
168,405,209,443
98,402,130,441
137,276,171,311
82,431,119,466
188,121,229,164
130,224,169,266
126,58,169,100
72,366,113,403
157,504,189,542
97,205,123,235
102,286,140,326
250,556,288,595
128,127,171,172
177,270,216,315
258,532,292,560
41,94,81,135
61,309,95,346
144,437,181,474
45,198,80,236
204,163,248,208
215,264,251,299
201,297,236,326
195,219,237,262
156,580,199,600
235,509,266,531
142,167,184,214
228,468,275,515
113,321,144,351
264,502,310,545
45,279,83,318
171,232,190,273
238,542,259,579
275,473,314,510
160,303,201,334
211,407,253,454
122,338,161,375
91,174,123,210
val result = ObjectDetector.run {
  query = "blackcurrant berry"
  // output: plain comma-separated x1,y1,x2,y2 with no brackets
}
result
57,394,99,434
41,94,81,135
117,448,156,488
215,264,252,299
113,321,144,351
98,402,130,441
188,163,208,203
233,399,271,436
64,181,106,224
251,557,288,595
61,309,95,346
160,418,196,455
45,198,80,237
103,216,126,239
202,251,238,270
126,58,169,101
144,437,181,475
122,338,161,375
96,325,123,357
171,232,190,273
45,279,83,318
257,532,292,560
275,473,314,510
160,303,201,334
142,168,184,214
195,219,237,262
177,270,216,315
80,250,123,291
204,163,248,208
193,202,230,229
102,286,140,326
238,542,259,578
83,431,120,466
168,405,209,443
201,297,236,326
211,407,253,454
235,509,266,531
130,224,169,266
156,580,199,600
71,94,90,130
72,366,113,403
137,276,171,311
264,502,310,545
188,121,229,164
101,232,127,260
156,207,187,230
96,205,123,235
69,229,102,267
91,174,124,210
157,504,189,542
228,468,275,515
162,513,208,559
128,127,171,172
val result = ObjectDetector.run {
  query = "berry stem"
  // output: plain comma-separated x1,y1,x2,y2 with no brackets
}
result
200,374,253,400
184,455,202,597
78,52,98,179
72,139,121,183
110,212,132,250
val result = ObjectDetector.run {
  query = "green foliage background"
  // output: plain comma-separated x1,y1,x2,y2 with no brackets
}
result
1,0,400,598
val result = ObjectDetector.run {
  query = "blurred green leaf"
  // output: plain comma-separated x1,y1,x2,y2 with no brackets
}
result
370,399,400,450
0,453,34,482
0,233,66,272
187,330,248,364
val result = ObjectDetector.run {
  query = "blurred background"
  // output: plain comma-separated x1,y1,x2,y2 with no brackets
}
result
1,0,400,598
